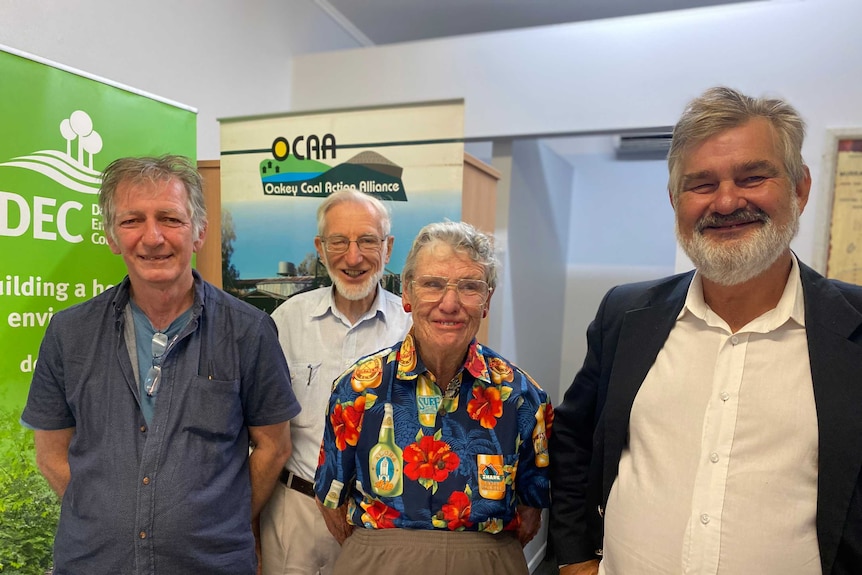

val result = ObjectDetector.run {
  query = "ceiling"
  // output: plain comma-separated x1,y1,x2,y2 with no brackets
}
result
321,0,762,46
317,0,763,162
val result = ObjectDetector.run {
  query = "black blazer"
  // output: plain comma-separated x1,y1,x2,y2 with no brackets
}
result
549,261,862,574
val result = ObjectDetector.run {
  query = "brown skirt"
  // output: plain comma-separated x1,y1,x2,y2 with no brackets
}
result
333,528,529,575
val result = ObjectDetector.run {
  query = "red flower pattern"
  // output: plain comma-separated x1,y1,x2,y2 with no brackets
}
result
544,402,554,439
361,499,400,529
463,344,488,379
331,395,366,451
441,490,474,530
403,435,460,482
467,384,503,429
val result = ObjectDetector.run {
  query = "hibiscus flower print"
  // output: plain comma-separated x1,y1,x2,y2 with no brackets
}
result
467,382,504,429
440,489,474,531
463,344,489,380
360,499,400,529
403,430,460,493
331,395,366,451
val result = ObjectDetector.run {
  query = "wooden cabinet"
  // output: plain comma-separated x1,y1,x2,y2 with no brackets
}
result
197,159,223,289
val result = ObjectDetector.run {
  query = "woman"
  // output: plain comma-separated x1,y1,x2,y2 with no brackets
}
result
314,221,553,575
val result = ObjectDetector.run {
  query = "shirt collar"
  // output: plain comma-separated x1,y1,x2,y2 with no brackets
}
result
396,328,489,383
311,285,389,324
679,254,805,330
113,270,205,328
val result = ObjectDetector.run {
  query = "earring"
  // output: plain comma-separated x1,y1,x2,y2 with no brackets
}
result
404,303,412,312
482,307,488,318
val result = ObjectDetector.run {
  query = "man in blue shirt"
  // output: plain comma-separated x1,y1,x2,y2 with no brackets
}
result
21,155,300,575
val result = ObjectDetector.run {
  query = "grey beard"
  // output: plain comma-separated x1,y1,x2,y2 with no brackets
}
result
328,266,384,301
676,206,799,286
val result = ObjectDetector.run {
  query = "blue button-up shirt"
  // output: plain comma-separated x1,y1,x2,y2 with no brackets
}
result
22,272,300,575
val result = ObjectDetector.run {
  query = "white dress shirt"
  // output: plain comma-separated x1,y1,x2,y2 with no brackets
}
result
600,257,821,575
270,286,411,482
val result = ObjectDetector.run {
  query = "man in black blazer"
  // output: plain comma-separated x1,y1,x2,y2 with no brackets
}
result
549,87,862,575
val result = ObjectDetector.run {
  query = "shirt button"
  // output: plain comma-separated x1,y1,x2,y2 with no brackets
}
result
720,392,730,402
140,425,147,433
730,335,739,345
700,513,710,525
142,477,150,485
709,452,719,463
139,531,147,539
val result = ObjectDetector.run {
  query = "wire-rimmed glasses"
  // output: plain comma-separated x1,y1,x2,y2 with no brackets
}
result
320,235,386,254
410,276,491,306
145,332,170,396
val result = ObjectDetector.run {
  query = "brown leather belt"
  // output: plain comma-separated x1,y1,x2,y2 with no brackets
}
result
279,469,316,498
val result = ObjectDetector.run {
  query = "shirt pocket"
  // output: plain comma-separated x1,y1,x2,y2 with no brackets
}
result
289,362,324,428
183,375,243,440
290,361,323,389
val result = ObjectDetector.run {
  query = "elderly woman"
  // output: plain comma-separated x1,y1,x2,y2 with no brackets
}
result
314,221,553,575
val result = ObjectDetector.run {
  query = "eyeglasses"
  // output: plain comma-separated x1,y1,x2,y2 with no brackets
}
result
411,276,491,306
145,332,170,396
320,235,386,254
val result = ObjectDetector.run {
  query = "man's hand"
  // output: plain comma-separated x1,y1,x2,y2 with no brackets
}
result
34,428,74,498
248,422,292,519
559,560,600,575
516,505,542,547
315,497,354,545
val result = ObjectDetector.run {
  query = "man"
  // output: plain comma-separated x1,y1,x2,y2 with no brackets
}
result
549,87,862,575
260,188,411,575
21,155,300,575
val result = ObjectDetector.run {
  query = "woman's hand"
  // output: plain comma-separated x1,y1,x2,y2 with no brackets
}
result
516,505,542,547
315,497,355,545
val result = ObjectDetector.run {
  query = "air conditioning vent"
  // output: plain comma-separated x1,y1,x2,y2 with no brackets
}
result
615,133,672,160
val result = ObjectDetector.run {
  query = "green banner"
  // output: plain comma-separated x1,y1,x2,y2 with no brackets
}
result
0,47,196,411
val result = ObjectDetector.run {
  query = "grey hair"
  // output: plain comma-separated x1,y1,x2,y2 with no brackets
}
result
401,221,498,290
316,188,392,237
668,86,807,204
99,155,207,243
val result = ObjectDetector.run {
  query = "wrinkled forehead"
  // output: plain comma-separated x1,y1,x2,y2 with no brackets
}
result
322,200,385,236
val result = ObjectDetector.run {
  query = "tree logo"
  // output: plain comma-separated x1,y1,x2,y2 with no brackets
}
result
0,110,102,194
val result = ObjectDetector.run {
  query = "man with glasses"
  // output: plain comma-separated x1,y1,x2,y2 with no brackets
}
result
260,188,411,575
21,155,300,575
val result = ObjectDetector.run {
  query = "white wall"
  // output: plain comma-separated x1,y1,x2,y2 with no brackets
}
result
0,0,361,159
559,150,676,399
495,139,574,398
290,0,862,274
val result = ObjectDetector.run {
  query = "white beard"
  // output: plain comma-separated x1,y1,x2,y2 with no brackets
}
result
322,252,386,301
676,201,799,286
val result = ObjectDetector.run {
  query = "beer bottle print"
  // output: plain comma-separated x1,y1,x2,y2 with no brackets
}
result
369,403,403,497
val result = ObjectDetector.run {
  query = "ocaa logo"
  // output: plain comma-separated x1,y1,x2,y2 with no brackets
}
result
271,134,336,161
0,110,104,244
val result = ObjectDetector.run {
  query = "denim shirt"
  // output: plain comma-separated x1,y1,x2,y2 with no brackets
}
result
22,271,300,575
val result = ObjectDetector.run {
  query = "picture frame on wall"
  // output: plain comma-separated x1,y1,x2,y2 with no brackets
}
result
823,129,862,285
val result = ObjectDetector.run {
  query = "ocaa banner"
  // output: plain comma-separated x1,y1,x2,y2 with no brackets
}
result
0,46,196,410
219,100,464,310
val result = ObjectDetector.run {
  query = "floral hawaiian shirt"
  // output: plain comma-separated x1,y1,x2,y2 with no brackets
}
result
314,330,553,533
